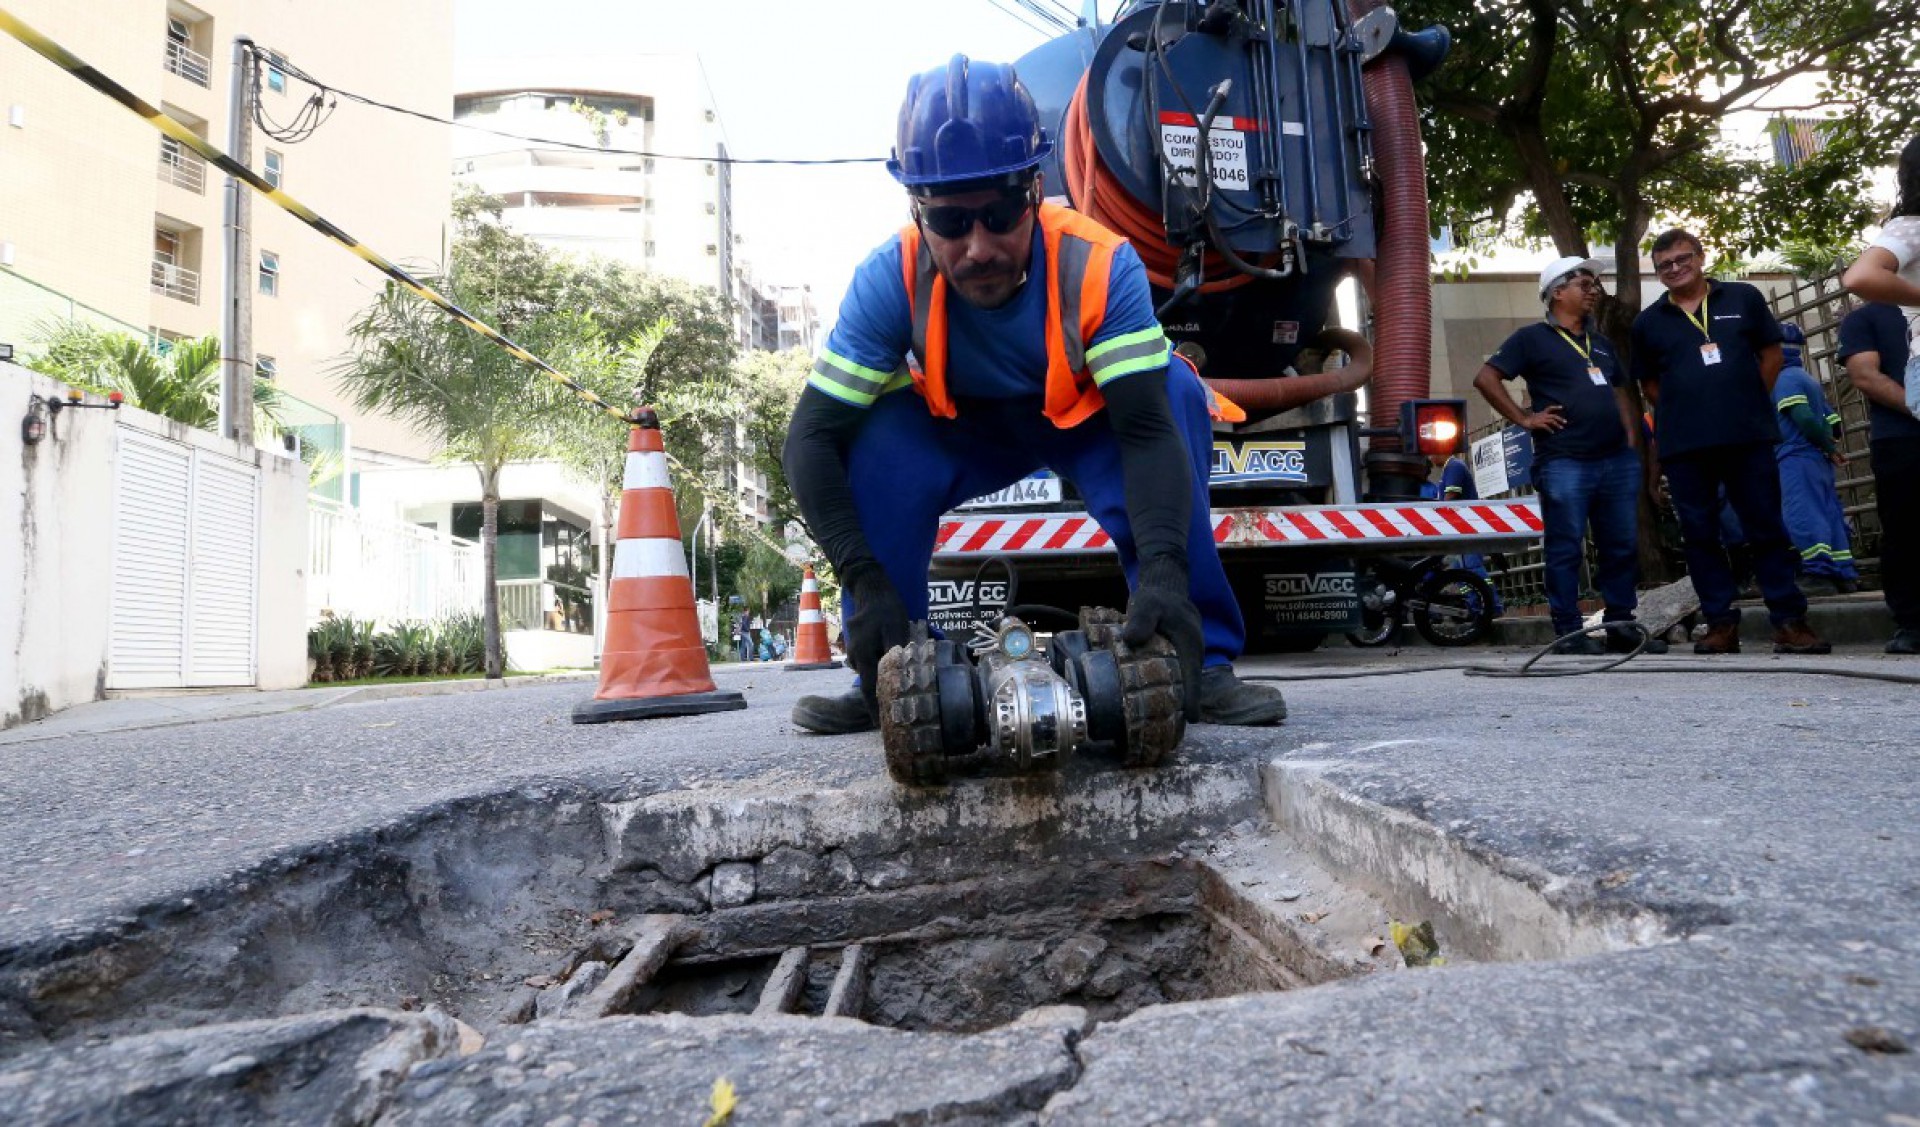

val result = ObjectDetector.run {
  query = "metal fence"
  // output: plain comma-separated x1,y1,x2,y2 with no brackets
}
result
308,498,483,626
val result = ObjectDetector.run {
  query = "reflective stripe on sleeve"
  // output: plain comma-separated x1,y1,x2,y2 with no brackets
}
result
1776,394,1809,410
809,349,903,407
1084,325,1171,385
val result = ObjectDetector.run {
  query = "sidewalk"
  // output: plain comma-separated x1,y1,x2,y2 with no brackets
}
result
0,671,596,747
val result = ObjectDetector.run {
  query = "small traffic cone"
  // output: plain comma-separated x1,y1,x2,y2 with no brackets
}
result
573,408,746,724
785,565,841,671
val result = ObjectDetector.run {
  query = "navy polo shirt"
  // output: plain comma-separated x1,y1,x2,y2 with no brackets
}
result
1484,320,1628,463
1630,279,1782,459
1837,302,1920,442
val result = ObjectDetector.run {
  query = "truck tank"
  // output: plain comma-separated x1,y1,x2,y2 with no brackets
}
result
1013,0,1450,498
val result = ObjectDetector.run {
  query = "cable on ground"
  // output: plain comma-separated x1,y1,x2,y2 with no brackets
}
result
1241,622,1920,685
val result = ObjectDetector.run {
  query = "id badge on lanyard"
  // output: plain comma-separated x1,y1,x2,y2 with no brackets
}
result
1587,365,1607,386
1700,342,1722,366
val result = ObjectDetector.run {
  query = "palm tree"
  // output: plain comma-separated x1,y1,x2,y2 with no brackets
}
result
29,323,285,434
334,277,572,679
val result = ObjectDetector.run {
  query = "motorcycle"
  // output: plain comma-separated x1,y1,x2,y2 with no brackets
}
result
1347,555,1498,648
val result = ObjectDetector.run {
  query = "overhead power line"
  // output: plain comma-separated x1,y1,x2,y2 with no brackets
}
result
252,45,887,166
985,0,1059,37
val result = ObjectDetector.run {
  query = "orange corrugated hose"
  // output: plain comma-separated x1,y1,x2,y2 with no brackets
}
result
1062,73,1260,295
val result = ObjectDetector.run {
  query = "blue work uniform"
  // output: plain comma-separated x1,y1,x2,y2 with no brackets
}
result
1487,319,1639,634
1631,280,1804,627
812,228,1245,665
1770,365,1857,580
1838,303,1920,632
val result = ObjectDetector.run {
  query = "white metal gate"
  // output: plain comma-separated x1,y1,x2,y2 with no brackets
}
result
107,429,260,689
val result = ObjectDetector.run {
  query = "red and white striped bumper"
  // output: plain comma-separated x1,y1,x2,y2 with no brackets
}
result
932,501,1543,560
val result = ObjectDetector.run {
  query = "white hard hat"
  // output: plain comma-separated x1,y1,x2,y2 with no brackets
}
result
1538,256,1604,302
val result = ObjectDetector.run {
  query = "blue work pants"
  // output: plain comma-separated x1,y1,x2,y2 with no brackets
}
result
843,369,1245,667
1532,448,1641,634
1663,441,1808,626
1777,452,1858,580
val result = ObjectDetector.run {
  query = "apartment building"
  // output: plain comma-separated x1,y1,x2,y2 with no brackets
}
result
0,0,454,462
452,56,787,527
771,283,818,353
451,56,735,297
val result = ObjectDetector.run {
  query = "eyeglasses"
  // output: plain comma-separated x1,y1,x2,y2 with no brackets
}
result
916,194,1033,239
1653,251,1698,274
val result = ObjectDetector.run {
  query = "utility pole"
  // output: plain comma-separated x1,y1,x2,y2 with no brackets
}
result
218,36,255,447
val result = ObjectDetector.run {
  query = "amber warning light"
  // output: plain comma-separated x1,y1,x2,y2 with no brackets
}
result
1401,399,1467,457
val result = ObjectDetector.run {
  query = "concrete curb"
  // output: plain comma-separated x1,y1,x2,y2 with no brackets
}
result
0,672,598,747
325,671,595,707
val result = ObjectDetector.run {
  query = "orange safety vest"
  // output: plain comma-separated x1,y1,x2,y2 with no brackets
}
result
899,203,1126,429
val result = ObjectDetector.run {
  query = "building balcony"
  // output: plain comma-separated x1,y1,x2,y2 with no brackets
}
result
157,146,206,194
461,164,649,202
150,260,200,304
164,39,211,88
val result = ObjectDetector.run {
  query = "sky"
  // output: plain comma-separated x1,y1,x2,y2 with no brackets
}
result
454,0,1108,330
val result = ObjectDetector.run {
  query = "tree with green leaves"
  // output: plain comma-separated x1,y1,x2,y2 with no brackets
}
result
334,263,594,678
28,324,284,433
734,539,800,626
1406,0,1920,322
736,346,812,528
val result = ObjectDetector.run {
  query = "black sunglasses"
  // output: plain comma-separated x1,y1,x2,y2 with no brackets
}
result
917,193,1033,239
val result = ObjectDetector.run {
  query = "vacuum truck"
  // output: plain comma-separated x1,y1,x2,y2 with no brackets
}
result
927,0,1542,650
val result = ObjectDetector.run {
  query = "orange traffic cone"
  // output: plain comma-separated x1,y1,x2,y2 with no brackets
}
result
785,565,841,671
573,408,746,724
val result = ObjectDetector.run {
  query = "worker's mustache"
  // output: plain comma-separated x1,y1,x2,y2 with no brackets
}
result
951,260,1017,283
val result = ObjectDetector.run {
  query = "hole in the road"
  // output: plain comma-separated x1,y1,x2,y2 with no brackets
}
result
5,768,1390,1053
608,860,1294,1033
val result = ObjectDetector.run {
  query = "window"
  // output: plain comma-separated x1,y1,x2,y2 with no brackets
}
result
263,149,283,188
705,244,719,256
644,241,656,257
255,354,277,381
166,16,189,45
704,202,716,215
258,249,279,296
704,162,716,176
642,158,655,174
265,54,287,94
153,227,180,265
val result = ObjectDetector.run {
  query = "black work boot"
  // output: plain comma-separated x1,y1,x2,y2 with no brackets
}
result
1888,629,1920,656
792,686,876,735
1603,619,1669,654
1197,666,1288,726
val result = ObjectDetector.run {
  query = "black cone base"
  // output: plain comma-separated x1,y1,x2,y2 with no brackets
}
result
784,659,842,671
571,688,747,725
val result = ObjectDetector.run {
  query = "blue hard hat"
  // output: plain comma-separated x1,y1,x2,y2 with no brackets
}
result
1779,321,1806,364
887,55,1053,191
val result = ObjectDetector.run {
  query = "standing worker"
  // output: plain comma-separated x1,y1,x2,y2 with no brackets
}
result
1631,230,1829,655
782,55,1287,734
1838,132,1920,654
1769,322,1860,593
1472,256,1660,654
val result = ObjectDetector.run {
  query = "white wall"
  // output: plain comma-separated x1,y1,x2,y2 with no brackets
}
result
1,362,306,726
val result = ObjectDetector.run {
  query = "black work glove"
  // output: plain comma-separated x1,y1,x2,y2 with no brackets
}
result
843,563,912,717
1123,555,1204,722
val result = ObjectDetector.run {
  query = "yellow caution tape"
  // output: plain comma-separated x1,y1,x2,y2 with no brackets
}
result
1,7,810,565
0,8,625,423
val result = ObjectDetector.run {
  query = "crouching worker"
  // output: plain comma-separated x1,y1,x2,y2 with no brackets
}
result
781,55,1287,735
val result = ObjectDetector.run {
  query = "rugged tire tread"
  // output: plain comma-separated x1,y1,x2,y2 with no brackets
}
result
878,638,949,786
1079,608,1185,768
